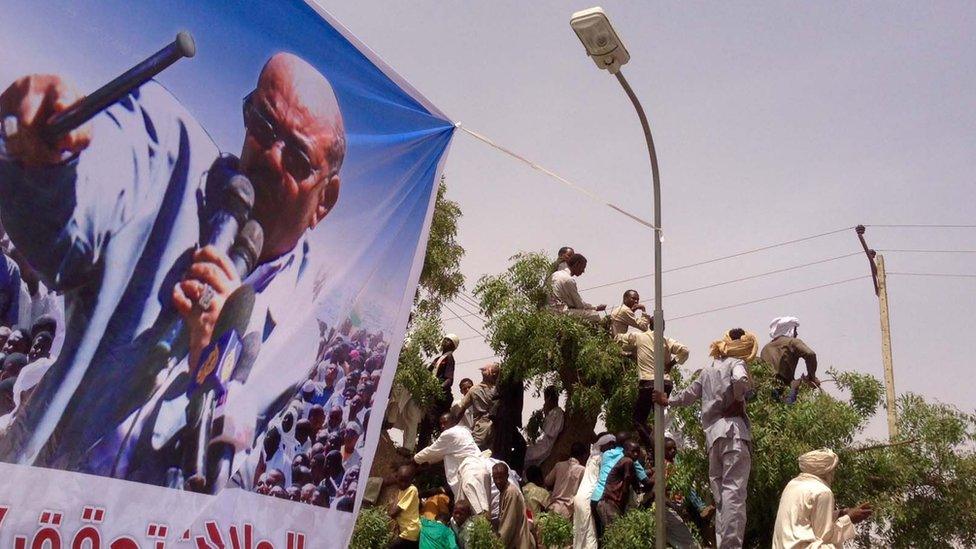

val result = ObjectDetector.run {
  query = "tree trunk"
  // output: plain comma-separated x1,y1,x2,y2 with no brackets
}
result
538,406,597,476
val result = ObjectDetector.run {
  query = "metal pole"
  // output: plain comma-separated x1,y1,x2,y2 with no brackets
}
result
615,70,666,549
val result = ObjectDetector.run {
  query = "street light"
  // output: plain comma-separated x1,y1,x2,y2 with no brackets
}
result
571,7,667,549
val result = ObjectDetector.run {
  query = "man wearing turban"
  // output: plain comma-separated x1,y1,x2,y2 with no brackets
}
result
761,317,820,396
653,328,755,548
772,449,873,548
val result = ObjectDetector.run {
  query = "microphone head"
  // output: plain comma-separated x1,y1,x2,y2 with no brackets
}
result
176,31,196,58
223,174,255,223
230,220,264,276
212,285,256,342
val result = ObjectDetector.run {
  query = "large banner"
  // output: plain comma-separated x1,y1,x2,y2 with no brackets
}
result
0,1,453,546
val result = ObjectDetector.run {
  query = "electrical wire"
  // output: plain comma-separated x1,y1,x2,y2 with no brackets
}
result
865,224,976,228
668,275,869,321
457,354,500,366
877,249,976,254
581,226,855,291
638,251,861,304
887,272,976,279
442,301,487,339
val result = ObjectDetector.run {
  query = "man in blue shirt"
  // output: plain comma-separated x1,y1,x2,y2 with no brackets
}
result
0,52,346,483
590,433,650,539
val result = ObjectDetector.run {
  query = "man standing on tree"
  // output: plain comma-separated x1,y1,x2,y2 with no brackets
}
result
616,317,689,448
418,334,459,449
772,449,873,548
454,363,497,450
654,328,753,549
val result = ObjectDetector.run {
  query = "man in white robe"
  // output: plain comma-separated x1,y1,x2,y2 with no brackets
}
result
573,433,616,549
414,412,493,514
525,385,565,467
772,449,872,548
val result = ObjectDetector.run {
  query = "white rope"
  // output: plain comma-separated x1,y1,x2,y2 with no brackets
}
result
456,123,662,234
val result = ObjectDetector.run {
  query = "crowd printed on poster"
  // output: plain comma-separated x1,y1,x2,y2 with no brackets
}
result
0,0,453,546
0,504,311,548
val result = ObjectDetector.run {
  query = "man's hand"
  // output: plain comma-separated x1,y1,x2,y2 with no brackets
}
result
651,389,669,407
633,303,647,312
846,503,873,524
172,245,242,369
0,75,91,166
596,304,607,312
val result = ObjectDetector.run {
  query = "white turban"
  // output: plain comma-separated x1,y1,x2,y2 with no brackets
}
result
770,316,800,339
798,448,839,484
444,333,460,350
591,433,616,456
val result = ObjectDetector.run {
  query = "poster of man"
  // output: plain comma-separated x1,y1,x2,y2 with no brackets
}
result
0,0,452,545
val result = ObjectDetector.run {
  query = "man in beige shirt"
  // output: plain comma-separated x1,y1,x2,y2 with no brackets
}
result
610,289,650,338
616,319,689,448
547,254,605,322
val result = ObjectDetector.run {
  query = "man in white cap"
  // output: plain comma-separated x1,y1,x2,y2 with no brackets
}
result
417,333,460,449
761,317,819,399
772,449,873,548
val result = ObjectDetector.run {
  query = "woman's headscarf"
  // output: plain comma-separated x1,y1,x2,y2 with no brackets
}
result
709,330,758,362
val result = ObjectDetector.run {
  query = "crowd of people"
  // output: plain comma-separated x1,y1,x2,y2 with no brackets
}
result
242,317,387,511
0,245,63,431
370,246,874,548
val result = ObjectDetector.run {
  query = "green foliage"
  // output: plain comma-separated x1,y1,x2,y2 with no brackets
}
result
601,507,656,549
537,512,574,548
666,361,976,548
348,507,394,549
473,252,629,419
393,313,446,408
525,409,545,444
416,177,465,317
466,515,503,549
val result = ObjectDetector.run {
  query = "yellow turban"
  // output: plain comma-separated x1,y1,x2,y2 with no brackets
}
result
709,330,758,362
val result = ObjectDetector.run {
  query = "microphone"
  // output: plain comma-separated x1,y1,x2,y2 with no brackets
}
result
155,218,264,356
39,32,196,143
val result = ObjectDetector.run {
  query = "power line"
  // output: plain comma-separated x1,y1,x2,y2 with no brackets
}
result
668,275,869,321
457,354,500,366
442,302,487,339
878,249,976,254
581,226,855,292
638,252,861,304
887,272,976,279
865,224,976,229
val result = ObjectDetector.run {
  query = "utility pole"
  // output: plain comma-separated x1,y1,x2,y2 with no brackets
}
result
855,225,899,440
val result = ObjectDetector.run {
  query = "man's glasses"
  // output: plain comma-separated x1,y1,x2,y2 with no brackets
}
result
242,92,315,181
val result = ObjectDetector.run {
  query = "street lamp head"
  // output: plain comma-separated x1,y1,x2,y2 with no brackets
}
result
570,7,630,74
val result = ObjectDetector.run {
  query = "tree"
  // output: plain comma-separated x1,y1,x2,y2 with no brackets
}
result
473,251,976,547
473,252,633,472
